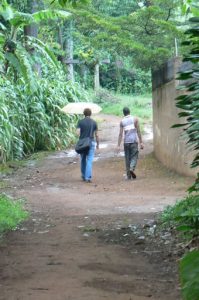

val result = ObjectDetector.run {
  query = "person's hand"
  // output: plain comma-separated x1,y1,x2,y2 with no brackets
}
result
140,142,144,150
116,145,120,153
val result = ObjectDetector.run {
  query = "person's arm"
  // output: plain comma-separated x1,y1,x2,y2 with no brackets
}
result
117,122,123,151
76,128,80,137
76,120,81,137
134,117,144,149
95,130,99,149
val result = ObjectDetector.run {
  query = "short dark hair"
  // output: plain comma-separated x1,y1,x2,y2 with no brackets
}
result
84,108,92,117
123,107,130,116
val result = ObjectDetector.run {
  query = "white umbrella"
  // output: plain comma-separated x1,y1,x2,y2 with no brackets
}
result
61,102,102,115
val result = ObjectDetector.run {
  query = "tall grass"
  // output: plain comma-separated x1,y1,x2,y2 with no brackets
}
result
101,92,152,123
0,69,89,162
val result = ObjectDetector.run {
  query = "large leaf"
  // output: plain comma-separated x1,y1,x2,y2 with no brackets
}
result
180,251,199,300
172,123,188,128
0,21,6,30
10,12,34,27
16,48,38,92
9,9,71,29
0,2,14,21
4,52,21,74
33,9,71,22
51,0,89,7
5,50,38,92
28,37,59,67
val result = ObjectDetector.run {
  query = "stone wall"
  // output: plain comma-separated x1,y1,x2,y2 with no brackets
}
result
152,57,197,177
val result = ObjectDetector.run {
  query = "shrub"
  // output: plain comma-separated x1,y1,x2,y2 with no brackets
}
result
161,194,199,236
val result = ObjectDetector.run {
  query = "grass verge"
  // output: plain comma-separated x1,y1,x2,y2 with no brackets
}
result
91,89,152,127
0,194,29,235
101,93,152,120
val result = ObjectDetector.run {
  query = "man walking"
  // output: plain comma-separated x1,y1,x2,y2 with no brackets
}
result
117,107,144,180
77,108,99,183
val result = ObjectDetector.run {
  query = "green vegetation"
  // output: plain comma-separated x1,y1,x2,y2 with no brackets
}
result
160,4,199,300
173,17,199,193
161,194,199,236
0,0,186,164
0,74,88,162
101,93,152,123
0,1,89,163
0,0,199,298
48,0,185,91
0,194,29,235
66,0,184,70
180,250,199,300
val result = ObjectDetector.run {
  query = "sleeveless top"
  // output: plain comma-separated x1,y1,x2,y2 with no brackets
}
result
121,115,138,144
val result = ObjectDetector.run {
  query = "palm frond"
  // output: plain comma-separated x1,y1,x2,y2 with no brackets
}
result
28,36,59,67
33,9,71,23
10,12,34,28
16,47,38,92
2,8,71,29
4,50,38,92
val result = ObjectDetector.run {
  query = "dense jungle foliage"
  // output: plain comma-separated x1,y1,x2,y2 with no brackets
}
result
0,0,187,162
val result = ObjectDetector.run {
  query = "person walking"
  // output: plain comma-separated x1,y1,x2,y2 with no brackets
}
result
117,107,144,180
76,108,99,183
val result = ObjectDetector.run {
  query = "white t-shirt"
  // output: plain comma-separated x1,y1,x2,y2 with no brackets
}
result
121,115,138,144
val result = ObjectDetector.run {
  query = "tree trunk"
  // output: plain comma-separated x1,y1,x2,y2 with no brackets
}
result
115,60,122,93
65,21,74,82
81,64,88,88
24,0,39,38
24,0,41,75
58,24,64,50
94,63,100,91
57,24,65,64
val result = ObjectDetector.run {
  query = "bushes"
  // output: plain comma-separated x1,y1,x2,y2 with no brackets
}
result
0,194,28,234
100,64,151,95
161,194,199,236
161,194,199,300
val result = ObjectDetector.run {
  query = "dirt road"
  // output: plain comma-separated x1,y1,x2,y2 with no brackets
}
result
0,115,193,300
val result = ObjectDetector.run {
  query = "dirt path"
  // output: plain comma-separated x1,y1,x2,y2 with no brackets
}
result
0,114,193,300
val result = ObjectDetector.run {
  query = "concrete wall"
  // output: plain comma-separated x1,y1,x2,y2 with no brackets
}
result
152,58,198,177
